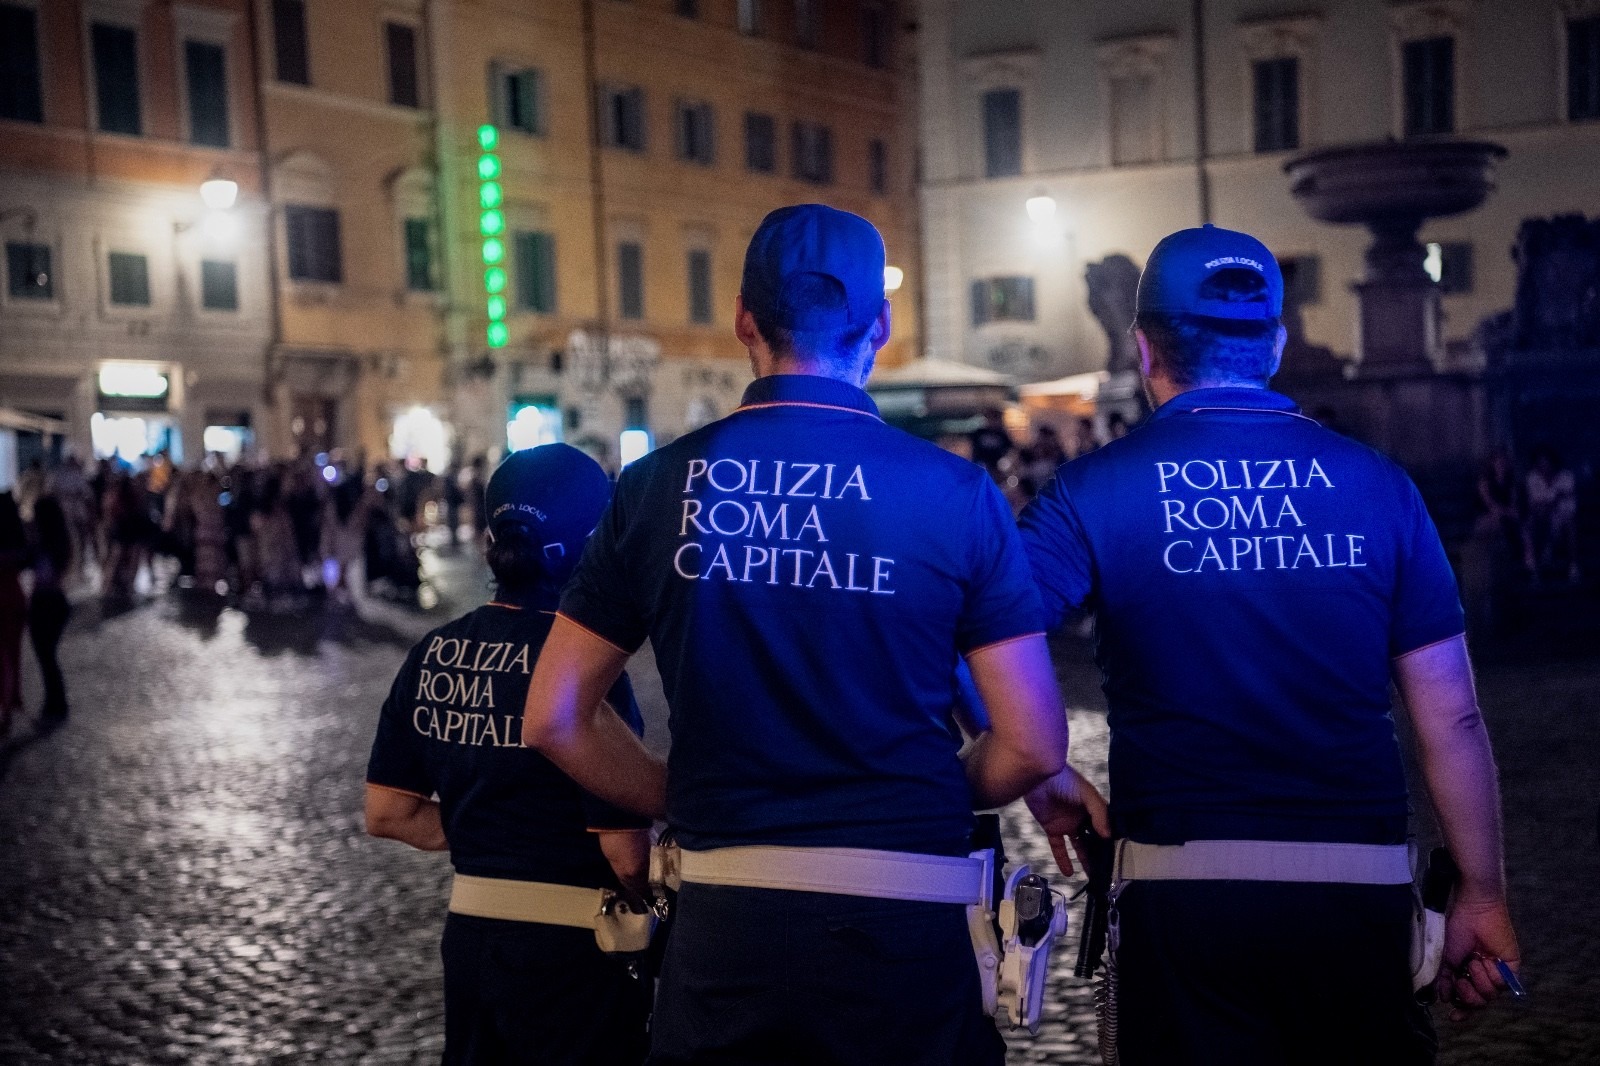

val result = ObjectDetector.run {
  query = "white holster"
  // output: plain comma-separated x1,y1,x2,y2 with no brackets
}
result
1409,896,1447,993
996,865,1069,1034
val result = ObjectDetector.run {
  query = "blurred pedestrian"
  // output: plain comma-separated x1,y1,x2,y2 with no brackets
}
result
28,496,71,720
1476,451,1525,572
1524,445,1580,582
0,492,26,734
968,407,1014,477
365,445,652,1065
1071,417,1099,459
321,469,372,600
1019,423,1067,498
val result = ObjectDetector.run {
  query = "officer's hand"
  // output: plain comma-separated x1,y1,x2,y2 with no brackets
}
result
1435,892,1522,1021
1023,766,1110,879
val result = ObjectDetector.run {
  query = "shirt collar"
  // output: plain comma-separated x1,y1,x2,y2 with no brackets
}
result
739,374,881,419
1150,386,1301,421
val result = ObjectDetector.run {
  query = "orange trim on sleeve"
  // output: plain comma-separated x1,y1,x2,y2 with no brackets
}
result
1390,631,1467,662
963,631,1048,657
554,612,635,656
365,782,433,802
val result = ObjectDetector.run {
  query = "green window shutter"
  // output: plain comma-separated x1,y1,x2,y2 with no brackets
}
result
515,232,556,313
185,40,230,147
108,252,151,306
404,218,433,291
200,259,238,309
92,23,141,135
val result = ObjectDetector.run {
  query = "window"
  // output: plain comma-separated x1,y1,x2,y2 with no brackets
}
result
981,88,1021,178
0,4,44,123
1252,57,1298,153
970,276,1034,325
285,205,342,283
675,0,698,16
738,0,761,36
792,121,833,184
1402,36,1454,137
184,41,230,148
499,67,544,135
868,138,888,195
795,0,819,48
1425,241,1473,295
386,22,421,108
1570,17,1600,121
1109,74,1158,164
108,252,151,306
514,231,557,314
1278,255,1320,307
745,112,777,173
91,23,142,135
5,242,52,300
677,101,715,165
403,218,433,292
618,241,644,320
863,3,889,69
201,259,238,310
272,0,310,85
600,86,646,151
687,249,712,324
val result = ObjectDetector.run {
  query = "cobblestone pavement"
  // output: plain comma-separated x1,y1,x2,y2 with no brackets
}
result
0,552,1594,1063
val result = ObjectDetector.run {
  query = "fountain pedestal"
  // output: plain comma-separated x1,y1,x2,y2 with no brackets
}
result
1285,140,1506,377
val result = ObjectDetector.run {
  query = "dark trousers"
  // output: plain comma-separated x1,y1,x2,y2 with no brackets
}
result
649,883,1006,1066
441,912,650,1066
28,587,70,717
1114,880,1436,1066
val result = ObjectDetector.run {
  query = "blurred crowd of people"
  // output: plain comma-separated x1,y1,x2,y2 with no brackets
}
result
966,408,1130,510
1478,445,1583,584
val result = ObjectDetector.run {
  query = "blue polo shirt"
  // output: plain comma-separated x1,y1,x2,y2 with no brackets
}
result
1019,387,1465,846
559,374,1044,856
367,603,650,887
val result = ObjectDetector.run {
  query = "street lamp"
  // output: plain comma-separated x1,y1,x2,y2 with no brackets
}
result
884,265,905,294
199,177,239,211
1025,194,1057,225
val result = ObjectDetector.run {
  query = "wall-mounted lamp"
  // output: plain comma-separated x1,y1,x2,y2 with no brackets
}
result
1025,195,1057,225
199,177,239,211
884,265,905,294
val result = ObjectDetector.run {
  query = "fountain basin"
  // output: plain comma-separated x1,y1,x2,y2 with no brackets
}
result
1284,140,1507,227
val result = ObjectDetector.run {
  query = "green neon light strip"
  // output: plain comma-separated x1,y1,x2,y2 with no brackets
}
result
478,124,507,348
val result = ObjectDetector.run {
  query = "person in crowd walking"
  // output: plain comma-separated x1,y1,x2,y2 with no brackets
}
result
28,495,72,720
1524,444,1580,582
0,492,27,735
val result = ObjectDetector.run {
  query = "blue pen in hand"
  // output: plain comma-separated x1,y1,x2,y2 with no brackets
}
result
1493,959,1527,1000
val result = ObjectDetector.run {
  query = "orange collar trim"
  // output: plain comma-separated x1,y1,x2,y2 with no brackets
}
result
735,400,882,420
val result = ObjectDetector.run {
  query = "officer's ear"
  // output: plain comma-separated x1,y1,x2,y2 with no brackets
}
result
1268,324,1287,379
868,299,892,353
1134,328,1154,378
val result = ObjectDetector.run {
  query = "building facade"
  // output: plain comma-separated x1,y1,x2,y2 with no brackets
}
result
439,0,920,469
918,0,1600,383
0,0,274,464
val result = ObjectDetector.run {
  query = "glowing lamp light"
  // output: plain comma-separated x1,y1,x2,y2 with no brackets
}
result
477,125,507,351
484,267,507,294
619,429,651,467
482,237,505,265
478,154,501,181
487,322,509,348
480,182,503,210
98,364,169,398
480,209,505,236
884,265,905,294
1025,195,1057,224
477,124,499,151
199,177,239,211
486,295,507,320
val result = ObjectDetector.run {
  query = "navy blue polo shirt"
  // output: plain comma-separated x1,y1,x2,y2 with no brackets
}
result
1019,387,1465,846
367,603,650,887
559,374,1044,856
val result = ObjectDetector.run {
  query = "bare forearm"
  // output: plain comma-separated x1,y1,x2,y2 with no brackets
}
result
1419,717,1506,899
963,731,1060,810
535,706,668,819
368,798,448,852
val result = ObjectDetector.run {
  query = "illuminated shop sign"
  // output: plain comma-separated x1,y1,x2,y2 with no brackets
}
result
478,124,508,349
98,365,170,399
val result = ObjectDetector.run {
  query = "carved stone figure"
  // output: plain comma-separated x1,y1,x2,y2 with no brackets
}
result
1086,255,1143,374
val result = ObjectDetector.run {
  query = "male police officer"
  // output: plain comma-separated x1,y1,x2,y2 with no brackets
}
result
1019,225,1521,1064
523,204,1085,1064
367,445,653,1065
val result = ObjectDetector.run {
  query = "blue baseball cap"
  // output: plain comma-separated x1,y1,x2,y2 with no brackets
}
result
484,444,611,566
741,204,886,330
1136,224,1284,321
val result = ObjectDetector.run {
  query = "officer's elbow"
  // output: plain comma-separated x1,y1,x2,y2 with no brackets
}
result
1024,745,1067,789
520,700,574,756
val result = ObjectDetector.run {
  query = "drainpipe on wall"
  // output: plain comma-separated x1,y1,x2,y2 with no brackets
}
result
424,0,463,431
581,0,611,335
1192,0,1213,225
245,0,286,454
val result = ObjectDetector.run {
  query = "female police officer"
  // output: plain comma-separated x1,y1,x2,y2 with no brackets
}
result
364,444,652,1065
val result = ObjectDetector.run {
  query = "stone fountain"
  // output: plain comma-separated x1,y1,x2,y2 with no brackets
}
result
1284,139,1507,376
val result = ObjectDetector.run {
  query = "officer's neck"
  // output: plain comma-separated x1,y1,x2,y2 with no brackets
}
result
1145,374,1267,408
750,351,872,389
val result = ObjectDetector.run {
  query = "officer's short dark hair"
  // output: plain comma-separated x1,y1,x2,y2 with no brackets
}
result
485,523,547,594
751,273,875,367
1133,268,1281,387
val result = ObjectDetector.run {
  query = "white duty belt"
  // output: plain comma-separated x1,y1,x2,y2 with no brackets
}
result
1113,839,1413,885
670,845,987,904
448,873,655,954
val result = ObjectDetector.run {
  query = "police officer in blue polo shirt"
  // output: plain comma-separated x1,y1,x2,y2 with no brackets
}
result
366,445,653,1066
1019,225,1522,1064
522,204,1085,1064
